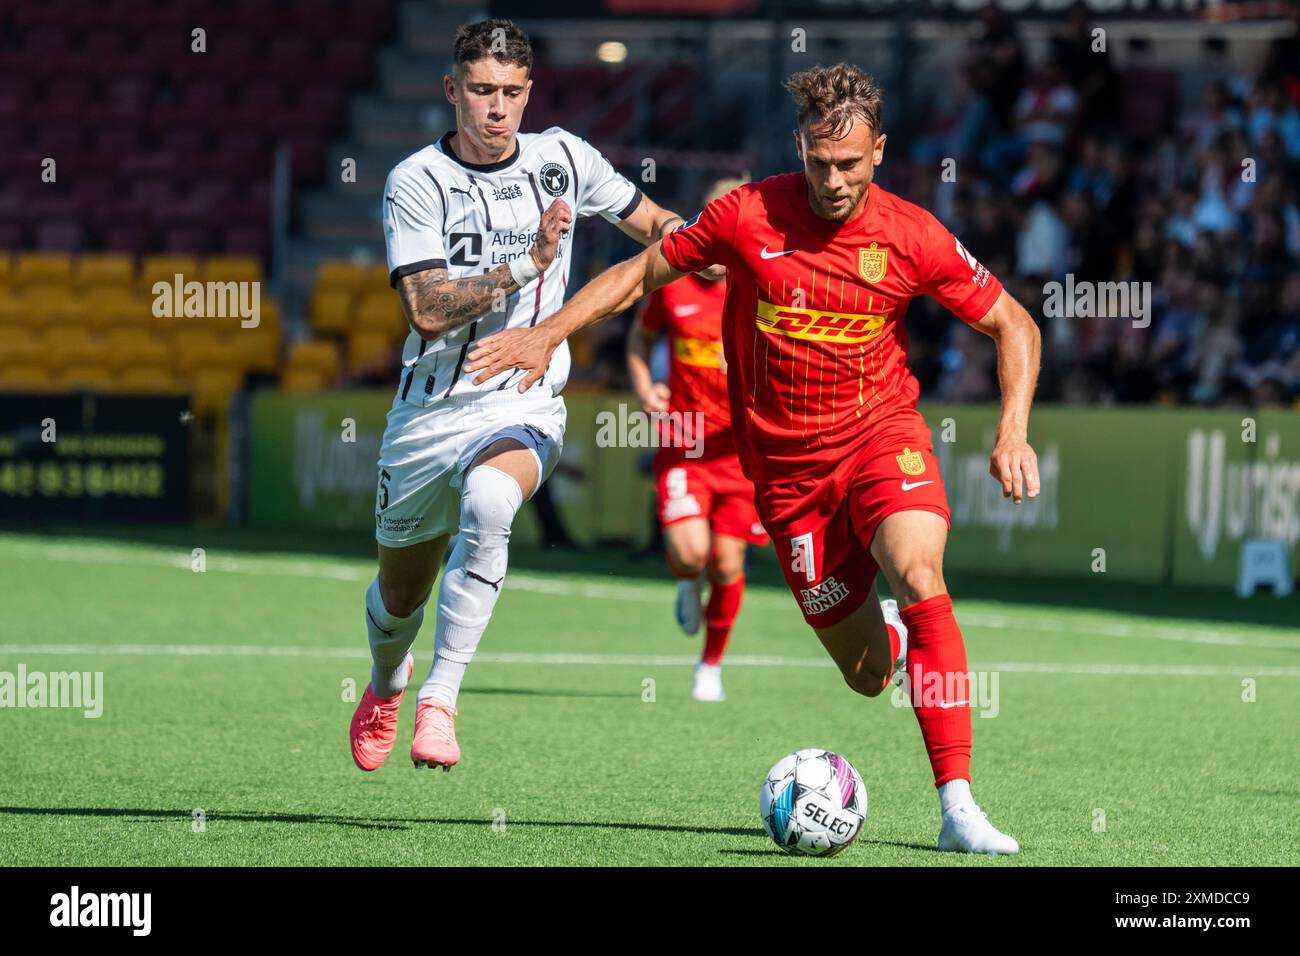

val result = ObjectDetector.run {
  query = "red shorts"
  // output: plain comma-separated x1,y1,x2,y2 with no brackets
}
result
655,449,769,546
756,407,950,629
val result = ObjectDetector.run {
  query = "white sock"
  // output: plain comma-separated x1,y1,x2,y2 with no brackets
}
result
419,464,524,708
365,576,427,697
939,778,974,814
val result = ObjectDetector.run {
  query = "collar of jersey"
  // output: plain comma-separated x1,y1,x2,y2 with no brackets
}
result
438,131,521,173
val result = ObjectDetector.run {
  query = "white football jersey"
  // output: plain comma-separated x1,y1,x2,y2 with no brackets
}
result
382,126,642,404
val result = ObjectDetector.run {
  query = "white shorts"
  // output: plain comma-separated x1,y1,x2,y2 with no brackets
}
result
374,388,566,547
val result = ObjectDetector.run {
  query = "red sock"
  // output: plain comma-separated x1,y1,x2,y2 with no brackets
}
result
898,593,971,788
702,576,744,666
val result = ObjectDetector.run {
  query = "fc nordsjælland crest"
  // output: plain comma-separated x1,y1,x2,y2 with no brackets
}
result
858,243,888,283
896,447,925,476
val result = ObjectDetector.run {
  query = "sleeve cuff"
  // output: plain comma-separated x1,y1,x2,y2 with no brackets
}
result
389,258,448,288
614,188,644,221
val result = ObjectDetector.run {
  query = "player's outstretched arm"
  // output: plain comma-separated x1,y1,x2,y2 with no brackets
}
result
396,199,573,340
626,312,669,414
615,192,686,247
465,242,683,390
970,288,1042,504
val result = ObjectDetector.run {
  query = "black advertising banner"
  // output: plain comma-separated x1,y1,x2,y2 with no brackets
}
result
0,394,190,522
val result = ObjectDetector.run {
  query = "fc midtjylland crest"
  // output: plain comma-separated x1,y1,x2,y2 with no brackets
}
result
896,447,925,475
858,243,888,283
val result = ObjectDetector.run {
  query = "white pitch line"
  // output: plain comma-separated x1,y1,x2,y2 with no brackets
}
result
0,643,1298,678
3,538,1298,650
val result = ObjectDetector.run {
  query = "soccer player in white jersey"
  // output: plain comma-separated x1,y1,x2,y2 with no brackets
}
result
350,19,695,772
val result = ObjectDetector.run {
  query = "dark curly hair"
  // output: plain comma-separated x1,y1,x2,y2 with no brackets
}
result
453,19,533,75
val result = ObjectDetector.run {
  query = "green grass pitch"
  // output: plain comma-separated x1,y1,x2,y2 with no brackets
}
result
1,527,1297,866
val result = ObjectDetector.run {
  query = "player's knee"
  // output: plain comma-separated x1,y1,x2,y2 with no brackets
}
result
708,558,743,586
457,465,524,582
896,562,946,606
378,577,430,619
842,666,888,699
461,466,523,542
667,546,708,577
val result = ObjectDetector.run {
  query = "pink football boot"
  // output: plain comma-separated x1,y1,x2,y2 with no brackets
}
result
349,655,414,772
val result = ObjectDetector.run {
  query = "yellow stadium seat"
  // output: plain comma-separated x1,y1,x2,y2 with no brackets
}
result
0,295,34,330
0,296,23,327
260,299,282,336
84,288,155,330
362,261,392,293
175,339,244,378
283,339,340,389
105,330,170,373
347,330,395,373
58,365,115,392
11,287,64,331
0,366,58,392
355,290,405,334
114,366,182,393
74,253,135,291
13,252,73,290
280,366,330,393
168,329,220,372
190,366,244,395
234,327,281,375
199,254,263,286
47,334,106,368
0,254,11,293
46,297,90,327
138,254,201,295
0,336,49,381
315,259,368,296
311,289,353,335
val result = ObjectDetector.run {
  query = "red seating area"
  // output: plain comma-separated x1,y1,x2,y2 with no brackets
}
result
0,0,393,258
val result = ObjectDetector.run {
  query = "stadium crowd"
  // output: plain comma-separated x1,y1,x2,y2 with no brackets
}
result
905,5,1300,409
579,7,1300,410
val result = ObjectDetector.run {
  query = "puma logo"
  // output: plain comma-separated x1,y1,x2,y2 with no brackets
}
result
466,570,504,591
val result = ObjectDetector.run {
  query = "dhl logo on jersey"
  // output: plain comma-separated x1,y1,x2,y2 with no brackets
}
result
755,299,887,344
673,336,723,368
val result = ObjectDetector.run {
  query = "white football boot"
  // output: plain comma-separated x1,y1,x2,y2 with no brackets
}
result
675,575,703,635
937,803,1021,855
881,598,908,686
691,662,725,702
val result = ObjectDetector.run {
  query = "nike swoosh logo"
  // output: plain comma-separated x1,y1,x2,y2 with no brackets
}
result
937,700,969,709
900,480,934,491
760,246,798,259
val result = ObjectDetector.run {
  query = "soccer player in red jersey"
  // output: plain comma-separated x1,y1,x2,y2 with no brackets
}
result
627,177,770,702
466,64,1040,854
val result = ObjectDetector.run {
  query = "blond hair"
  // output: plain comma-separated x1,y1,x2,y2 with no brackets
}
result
705,174,750,206
785,63,884,139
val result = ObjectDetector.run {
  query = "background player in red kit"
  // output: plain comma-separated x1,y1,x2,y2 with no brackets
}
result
466,64,1041,854
627,177,771,702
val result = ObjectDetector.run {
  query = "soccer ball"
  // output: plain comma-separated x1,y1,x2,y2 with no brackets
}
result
759,748,867,856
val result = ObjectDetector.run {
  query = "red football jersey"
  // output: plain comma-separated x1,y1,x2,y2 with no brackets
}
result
638,273,733,457
659,172,1002,483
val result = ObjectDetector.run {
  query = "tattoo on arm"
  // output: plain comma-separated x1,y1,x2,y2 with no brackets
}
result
397,265,520,339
